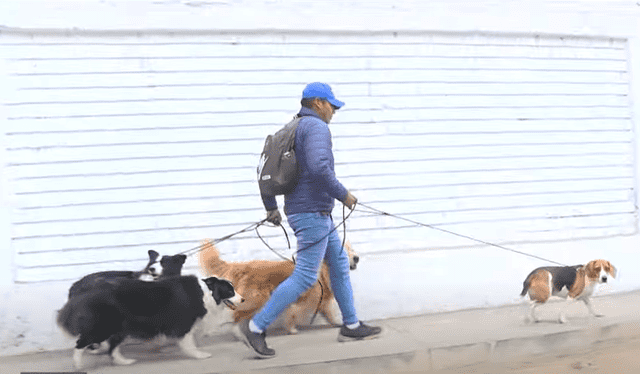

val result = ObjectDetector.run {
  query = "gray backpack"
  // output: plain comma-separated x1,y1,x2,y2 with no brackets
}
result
257,116,303,197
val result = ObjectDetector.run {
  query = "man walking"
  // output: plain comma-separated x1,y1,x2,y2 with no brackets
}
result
239,82,381,357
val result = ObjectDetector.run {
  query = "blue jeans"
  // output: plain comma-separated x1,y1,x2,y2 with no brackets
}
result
252,212,358,330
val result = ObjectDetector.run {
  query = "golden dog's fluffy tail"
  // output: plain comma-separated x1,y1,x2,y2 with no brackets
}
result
198,238,226,276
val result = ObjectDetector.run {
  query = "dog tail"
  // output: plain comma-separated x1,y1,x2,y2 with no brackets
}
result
520,277,531,297
56,300,81,337
198,238,225,276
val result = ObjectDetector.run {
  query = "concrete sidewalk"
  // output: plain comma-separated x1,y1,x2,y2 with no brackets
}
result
2,290,640,374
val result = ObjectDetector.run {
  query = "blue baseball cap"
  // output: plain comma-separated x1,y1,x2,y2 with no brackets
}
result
302,82,345,109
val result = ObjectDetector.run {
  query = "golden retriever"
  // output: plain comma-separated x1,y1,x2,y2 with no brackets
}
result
198,238,359,334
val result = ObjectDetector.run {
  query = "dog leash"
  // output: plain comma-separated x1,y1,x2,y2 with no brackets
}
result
255,223,293,262
178,220,268,257
179,201,563,266
356,202,567,266
255,204,354,260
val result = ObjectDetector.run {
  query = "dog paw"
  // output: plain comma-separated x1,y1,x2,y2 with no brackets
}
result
558,315,567,324
286,327,299,335
113,356,137,366
188,350,212,359
73,349,85,369
87,342,108,355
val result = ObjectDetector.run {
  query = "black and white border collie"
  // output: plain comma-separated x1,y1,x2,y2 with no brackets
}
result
157,253,188,278
67,250,161,299
66,251,189,354
67,251,189,299
57,275,242,369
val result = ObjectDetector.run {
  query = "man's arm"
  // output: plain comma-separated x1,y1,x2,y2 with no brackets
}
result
304,122,348,201
261,194,278,212
261,195,282,224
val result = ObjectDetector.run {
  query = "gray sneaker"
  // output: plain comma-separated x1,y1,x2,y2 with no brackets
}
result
238,319,276,357
338,321,382,342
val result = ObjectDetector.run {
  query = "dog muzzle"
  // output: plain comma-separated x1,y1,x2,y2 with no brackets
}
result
223,299,237,310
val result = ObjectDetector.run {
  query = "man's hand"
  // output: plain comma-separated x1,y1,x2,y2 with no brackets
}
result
342,191,358,210
266,209,282,225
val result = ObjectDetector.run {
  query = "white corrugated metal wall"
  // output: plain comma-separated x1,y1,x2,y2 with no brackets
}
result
1,31,634,283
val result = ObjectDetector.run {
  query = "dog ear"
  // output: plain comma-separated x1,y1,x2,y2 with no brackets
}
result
584,261,598,279
148,250,160,263
201,277,223,305
142,250,160,273
211,284,223,305
178,254,187,264
202,276,220,288
607,262,617,278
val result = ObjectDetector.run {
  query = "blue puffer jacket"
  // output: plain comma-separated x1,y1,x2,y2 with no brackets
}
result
261,106,348,214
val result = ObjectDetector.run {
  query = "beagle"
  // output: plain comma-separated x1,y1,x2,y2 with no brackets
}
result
520,259,616,323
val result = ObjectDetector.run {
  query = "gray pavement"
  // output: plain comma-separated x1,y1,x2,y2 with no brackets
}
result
2,290,640,374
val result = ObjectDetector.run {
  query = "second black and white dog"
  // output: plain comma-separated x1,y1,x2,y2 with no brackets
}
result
57,275,243,369
67,250,161,299
67,251,189,299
